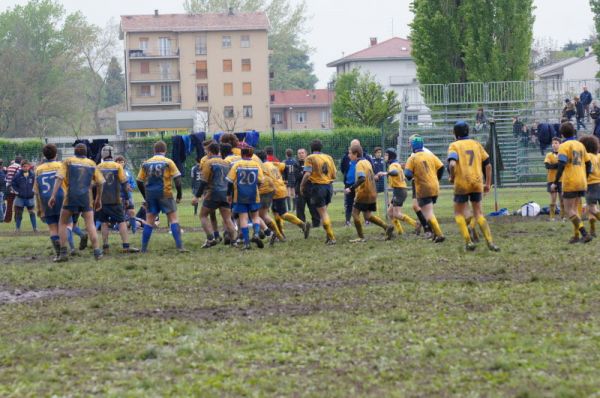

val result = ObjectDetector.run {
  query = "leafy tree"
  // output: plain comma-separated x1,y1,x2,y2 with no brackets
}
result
332,70,401,129
183,0,318,89
103,57,125,108
590,0,600,76
410,0,534,84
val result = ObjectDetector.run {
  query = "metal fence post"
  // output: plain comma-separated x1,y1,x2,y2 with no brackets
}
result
381,123,389,221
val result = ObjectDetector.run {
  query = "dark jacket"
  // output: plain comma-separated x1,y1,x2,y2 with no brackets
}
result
0,169,6,195
372,157,385,192
11,169,35,199
581,90,593,106
576,101,585,118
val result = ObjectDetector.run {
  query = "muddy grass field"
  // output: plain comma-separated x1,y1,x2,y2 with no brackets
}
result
2,188,600,396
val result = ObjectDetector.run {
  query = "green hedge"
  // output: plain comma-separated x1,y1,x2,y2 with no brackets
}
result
0,139,44,164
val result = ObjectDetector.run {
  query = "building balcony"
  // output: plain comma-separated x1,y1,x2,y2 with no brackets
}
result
130,95,182,107
129,72,181,83
128,47,180,59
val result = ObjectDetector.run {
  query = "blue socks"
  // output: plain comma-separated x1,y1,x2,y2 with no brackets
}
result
170,223,183,249
141,225,153,252
72,226,84,237
29,213,37,230
253,222,260,237
214,230,220,239
241,227,250,244
130,217,137,234
67,228,75,250
15,214,22,229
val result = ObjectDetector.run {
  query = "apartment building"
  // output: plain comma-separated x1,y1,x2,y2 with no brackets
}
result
270,89,334,131
119,10,271,133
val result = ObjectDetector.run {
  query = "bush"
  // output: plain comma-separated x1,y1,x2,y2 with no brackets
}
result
0,139,44,164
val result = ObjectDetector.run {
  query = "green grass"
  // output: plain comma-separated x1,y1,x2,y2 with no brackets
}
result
2,187,599,397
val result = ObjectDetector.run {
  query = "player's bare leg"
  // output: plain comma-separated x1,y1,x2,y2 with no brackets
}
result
421,203,444,242
258,207,284,242
218,207,237,246
549,191,558,220
350,207,365,242
200,206,217,248
81,211,103,260
564,197,592,243
55,209,75,262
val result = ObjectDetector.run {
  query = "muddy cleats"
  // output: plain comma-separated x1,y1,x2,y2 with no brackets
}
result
414,223,422,236
258,230,266,239
177,248,190,253
102,244,110,254
385,225,394,241
568,237,580,244
325,238,337,246
123,247,140,253
487,243,501,252
93,249,103,261
582,234,593,244
465,242,477,252
252,235,264,249
269,234,277,246
201,239,217,249
241,243,251,251
433,236,446,243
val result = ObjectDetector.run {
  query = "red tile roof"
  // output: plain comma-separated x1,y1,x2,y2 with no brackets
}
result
120,11,269,33
270,89,333,108
327,37,412,67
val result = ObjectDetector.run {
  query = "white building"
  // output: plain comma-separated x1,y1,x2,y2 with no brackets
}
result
534,53,600,81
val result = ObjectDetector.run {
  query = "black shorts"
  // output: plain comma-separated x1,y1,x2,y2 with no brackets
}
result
310,184,333,208
454,192,483,203
417,196,437,207
547,182,562,193
391,188,408,207
286,179,296,188
260,192,274,209
203,199,230,210
354,202,377,212
586,183,600,205
271,198,288,216
563,191,585,199
97,204,126,224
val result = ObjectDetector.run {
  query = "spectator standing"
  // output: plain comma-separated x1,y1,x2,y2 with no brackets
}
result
580,86,593,121
265,146,280,163
512,116,524,138
372,147,385,193
563,99,576,121
4,156,22,223
591,101,600,139
574,96,586,131
0,163,6,221
11,160,37,232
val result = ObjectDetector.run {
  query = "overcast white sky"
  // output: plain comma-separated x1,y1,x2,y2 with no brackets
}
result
2,0,596,86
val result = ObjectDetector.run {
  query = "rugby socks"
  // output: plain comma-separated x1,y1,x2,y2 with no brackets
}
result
241,227,250,244
428,216,443,238
67,228,75,250
570,215,588,237
368,215,387,230
72,226,84,237
476,216,494,243
252,222,260,237
130,218,137,234
170,223,183,249
51,235,60,256
393,219,404,234
550,204,556,219
15,213,22,230
282,213,304,227
213,231,220,240
455,215,472,243
29,213,37,230
578,202,583,217
416,210,431,232
141,225,153,252
323,219,335,241
354,219,364,238
267,220,284,240
122,243,130,250
400,214,417,228
275,214,285,235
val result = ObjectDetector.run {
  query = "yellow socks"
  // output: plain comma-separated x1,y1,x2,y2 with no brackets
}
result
428,216,443,237
400,214,417,227
455,215,471,243
354,219,364,238
274,214,284,235
550,204,556,219
393,219,404,234
368,215,387,230
323,219,335,241
282,212,304,227
476,216,493,243
267,220,284,241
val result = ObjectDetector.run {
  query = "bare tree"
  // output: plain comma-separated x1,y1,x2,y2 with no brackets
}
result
212,108,242,133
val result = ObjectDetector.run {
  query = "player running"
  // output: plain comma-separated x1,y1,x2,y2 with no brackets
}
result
404,136,445,243
345,143,394,242
48,143,105,261
448,121,500,252
544,137,564,221
551,122,593,243
300,139,337,245
579,135,600,237
136,141,186,252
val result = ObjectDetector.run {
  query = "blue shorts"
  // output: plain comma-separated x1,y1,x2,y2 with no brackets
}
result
43,215,60,225
232,203,261,214
14,197,35,209
97,204,126,224
147,196,177,215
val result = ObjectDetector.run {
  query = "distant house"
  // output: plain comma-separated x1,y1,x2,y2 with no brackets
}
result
270,89,334,131
534,52,600,81
327,37,417,97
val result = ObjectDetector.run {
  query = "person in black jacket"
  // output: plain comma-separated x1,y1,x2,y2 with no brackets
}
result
11,160,37,232
574,96,586,131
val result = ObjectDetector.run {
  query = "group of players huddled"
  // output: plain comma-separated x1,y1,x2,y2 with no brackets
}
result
26,117,600,262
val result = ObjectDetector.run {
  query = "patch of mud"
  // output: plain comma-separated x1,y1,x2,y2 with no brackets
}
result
237,278,389,294
0,287,81,305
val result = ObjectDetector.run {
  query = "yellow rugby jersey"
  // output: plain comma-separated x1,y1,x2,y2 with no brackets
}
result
354,159,377,203
558,139,591,192
137,155,181,199
265,162,287,199
258,162,275,195
544,152,560,183
224,154,241,165
226,158,264,203
97,160,127,205
588,153,600,185
304,153,336,185
34,160,65,218
447,138,489,195
387,161,407,189
405,151,444,199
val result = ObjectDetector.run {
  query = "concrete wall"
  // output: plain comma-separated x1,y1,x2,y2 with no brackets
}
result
563,57,600,81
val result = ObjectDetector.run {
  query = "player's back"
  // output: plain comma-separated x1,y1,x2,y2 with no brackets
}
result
35,161,64,217
98,161,126,205
588,153,600,185
61,157,99,205
559,140,589,192
305,153,336,184
227,159,263,204
266,162,287,199
284,158,298,184
258,162,275,195
407,151,442,198
448,139,488,194
355,158,377,203
202,156,230,202
139,155,180,199
388,161,407,189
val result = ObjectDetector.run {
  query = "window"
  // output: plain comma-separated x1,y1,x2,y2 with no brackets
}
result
161,85,172,102
222,35,231,48
196,60,207,79
272,112,283,124
140,61,150,74
195,34,207,55
159,37,171,56
321,110,329,124
160,62,171,79
196,84,208,102
224,106,234,118
224,83,233,96
243,106,253,118
139,38,149,50
242,82,252,95
140,85,152,97
223,59,232,72
296,112,307,123
241,35,250,48
242,58,251,72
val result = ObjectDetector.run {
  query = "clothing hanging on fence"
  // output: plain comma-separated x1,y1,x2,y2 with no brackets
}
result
90,139,109,164
171,135,186,173
181,135,192,155
190,132,206,161
485,133,504,187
